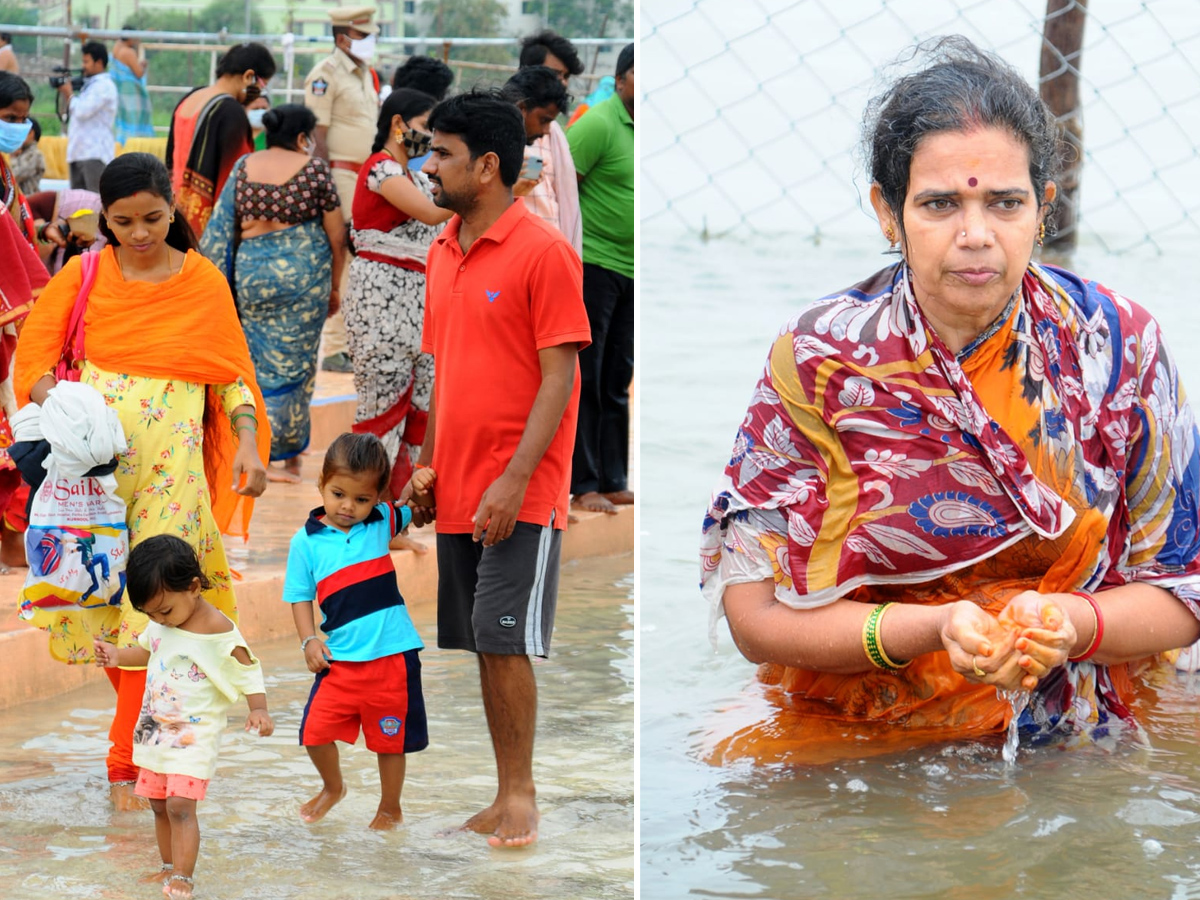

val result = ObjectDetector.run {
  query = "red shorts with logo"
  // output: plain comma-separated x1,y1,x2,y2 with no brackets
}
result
299,650,427,754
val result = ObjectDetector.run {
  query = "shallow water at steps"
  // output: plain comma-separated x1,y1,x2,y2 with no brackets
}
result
0,555,633,900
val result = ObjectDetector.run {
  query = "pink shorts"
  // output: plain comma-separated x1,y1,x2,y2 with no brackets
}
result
135,768,209,801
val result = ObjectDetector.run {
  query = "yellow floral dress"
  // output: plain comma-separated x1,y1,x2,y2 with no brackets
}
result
21,363,254,662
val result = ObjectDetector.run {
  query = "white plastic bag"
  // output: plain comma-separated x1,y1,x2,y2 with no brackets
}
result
17,464,128,618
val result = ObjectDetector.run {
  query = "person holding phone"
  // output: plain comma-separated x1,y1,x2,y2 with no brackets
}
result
502,67,577,255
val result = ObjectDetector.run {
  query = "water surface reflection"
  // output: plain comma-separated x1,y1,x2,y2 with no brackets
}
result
0,555,633,900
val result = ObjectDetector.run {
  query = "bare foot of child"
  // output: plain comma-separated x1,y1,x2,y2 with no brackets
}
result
368,804,403,830
109,781,150,811
163,873,194,899
138,864,172,884
300,784,347,823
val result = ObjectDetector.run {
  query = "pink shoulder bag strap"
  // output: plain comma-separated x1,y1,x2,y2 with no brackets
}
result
54,250,101,384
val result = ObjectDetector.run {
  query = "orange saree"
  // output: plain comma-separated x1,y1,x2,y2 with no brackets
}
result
14,246,270,538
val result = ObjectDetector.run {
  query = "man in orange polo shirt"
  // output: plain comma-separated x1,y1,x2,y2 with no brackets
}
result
413,89,589,848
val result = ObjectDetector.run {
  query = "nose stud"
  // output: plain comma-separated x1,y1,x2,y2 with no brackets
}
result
961,231,967,237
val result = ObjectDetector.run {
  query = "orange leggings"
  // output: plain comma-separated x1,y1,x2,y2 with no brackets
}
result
104,667,147,783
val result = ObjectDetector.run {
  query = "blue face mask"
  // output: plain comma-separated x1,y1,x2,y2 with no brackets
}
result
0,119,32,154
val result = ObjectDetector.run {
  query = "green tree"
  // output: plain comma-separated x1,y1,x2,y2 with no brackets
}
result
0,3,38,55
546,0,632,38
419,0,513,68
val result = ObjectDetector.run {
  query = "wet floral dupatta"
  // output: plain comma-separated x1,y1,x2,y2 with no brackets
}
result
700,262,1200,760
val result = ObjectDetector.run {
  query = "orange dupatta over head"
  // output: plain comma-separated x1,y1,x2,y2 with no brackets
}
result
14,246,271,539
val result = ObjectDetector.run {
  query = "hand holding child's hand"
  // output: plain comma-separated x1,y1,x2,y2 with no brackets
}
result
304,638,332,673
401,470,436,526
93,639,118,668
245,709,275,737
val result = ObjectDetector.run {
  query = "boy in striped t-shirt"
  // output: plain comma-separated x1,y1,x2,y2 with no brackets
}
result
283,432,435,830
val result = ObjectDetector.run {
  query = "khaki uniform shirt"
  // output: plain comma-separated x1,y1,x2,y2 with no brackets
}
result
304,50,377,165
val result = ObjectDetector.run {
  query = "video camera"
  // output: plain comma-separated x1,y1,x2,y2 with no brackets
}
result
49,66,85,92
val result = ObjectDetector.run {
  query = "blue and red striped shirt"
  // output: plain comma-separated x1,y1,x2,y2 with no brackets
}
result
282,503,423,661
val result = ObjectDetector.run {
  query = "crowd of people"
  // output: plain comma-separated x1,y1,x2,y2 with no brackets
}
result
0,9,633,897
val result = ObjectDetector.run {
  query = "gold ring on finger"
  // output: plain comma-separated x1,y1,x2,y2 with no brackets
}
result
972,655,986,677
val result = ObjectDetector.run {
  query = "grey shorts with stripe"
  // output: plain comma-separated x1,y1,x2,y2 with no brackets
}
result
435,518,561,657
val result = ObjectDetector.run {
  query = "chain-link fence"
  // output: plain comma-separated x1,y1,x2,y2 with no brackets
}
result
642,0,1200,255
3,24,620,136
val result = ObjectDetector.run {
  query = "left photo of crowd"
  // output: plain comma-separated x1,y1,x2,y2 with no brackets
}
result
0,5,633,899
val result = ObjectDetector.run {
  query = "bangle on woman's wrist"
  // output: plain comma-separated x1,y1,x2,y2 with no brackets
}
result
862,602,912,671
1067,590,1104,662
300,635,319,652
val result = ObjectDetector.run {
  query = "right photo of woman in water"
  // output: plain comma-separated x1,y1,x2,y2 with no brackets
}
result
639,2,1200,897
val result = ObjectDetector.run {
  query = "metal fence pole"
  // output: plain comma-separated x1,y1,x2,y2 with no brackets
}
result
1040,0,1088,252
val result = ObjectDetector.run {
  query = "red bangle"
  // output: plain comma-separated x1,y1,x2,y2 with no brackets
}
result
1067,590,1104,662
414,463,430,470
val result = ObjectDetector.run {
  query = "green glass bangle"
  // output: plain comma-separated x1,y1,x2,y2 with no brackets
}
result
861,602,911,671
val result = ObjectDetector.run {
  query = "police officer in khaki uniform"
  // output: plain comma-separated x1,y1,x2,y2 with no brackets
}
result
306,5,380,372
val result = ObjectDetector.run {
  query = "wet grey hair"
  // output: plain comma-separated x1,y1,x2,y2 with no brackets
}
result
864,35,1061,235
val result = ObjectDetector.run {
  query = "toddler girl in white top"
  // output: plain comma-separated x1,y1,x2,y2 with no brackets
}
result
94,534,274,900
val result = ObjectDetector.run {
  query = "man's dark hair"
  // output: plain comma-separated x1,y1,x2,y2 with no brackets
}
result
502,66,569,115
81,41,108,67
216,42,277,81
427,89,526,187
392,55,454,100
0,33,11,45
616,43,633,78
518,30,583,76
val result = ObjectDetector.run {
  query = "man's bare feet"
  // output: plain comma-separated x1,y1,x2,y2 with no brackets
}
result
163,873,193,899
461,796,540,849
603,489,634,505
138,864,172,884
300,784,347,823
571,491,618,515
368,805,403,830
267,460,303,484
110,781,150,811
388,532,429,553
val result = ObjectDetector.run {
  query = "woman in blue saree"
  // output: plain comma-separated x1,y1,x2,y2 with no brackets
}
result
202,104,346,481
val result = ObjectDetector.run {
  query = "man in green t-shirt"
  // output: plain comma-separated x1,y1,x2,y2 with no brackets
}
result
567,43,634,515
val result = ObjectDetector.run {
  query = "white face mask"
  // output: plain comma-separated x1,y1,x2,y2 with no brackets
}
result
349,34,376,62
246,109,266,130
302,135,316,157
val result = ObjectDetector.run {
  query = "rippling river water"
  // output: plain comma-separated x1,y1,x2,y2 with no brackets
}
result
0,555,633,900
640,226,1200,899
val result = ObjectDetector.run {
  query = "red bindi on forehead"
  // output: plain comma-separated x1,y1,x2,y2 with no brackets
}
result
968,176,978,187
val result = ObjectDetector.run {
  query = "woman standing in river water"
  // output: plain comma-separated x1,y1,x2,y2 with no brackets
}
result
700,36,1200,763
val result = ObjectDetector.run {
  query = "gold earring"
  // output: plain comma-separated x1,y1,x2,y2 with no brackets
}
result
169,214,175,223
884,225,896,245
1037,222,1045,247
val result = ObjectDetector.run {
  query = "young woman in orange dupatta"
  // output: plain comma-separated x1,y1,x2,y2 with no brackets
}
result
700,38,1200,766
14,153,269,810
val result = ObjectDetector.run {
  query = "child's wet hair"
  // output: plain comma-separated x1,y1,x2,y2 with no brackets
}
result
321,432,391,493
126,534,212,611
